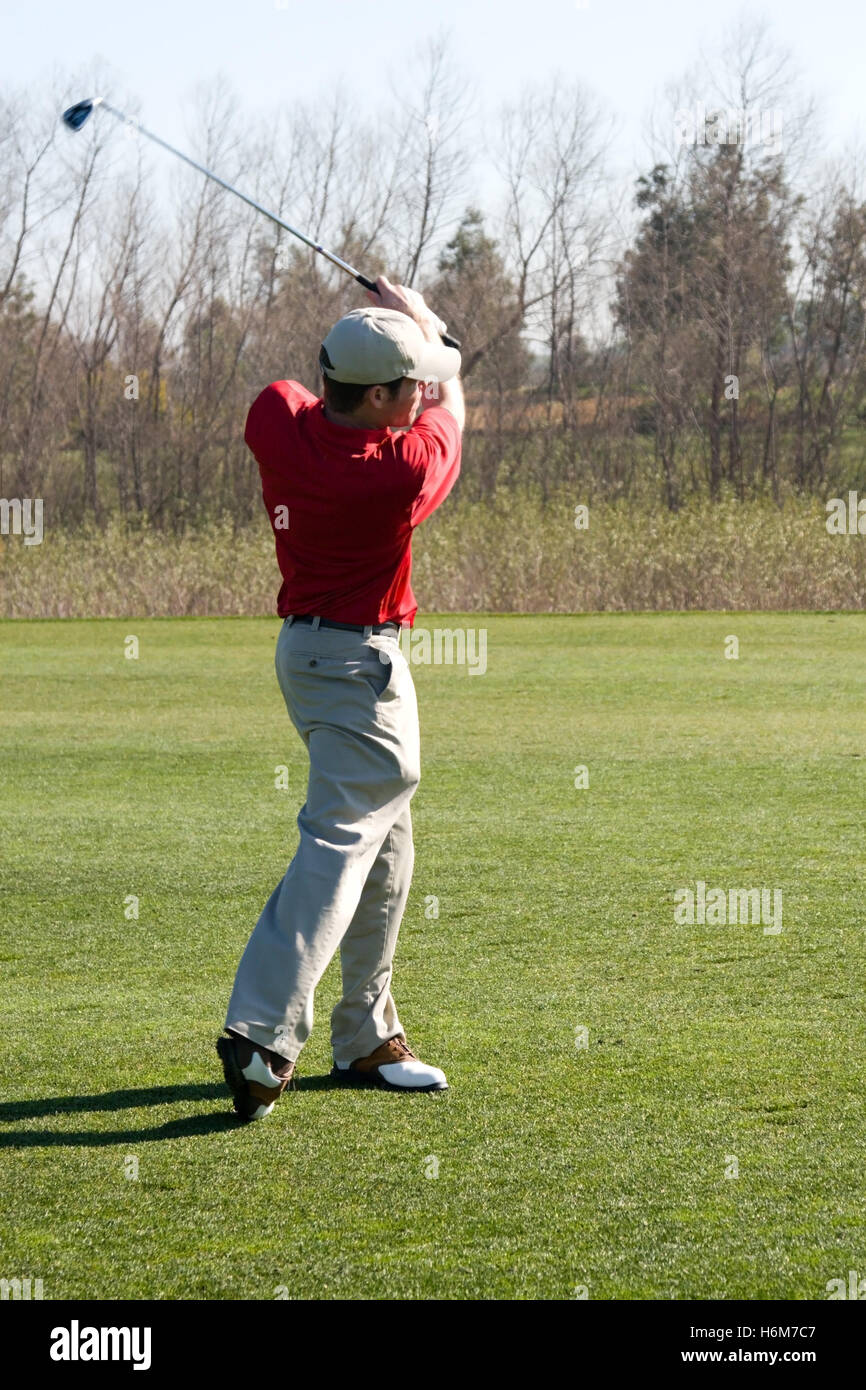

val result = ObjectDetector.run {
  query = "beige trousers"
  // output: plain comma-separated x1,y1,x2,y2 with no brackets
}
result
225,616,421,1066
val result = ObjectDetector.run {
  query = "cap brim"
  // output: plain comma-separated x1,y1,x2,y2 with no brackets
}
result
414,340,461,384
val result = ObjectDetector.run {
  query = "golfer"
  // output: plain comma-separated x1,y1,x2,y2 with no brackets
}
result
217,276,464,1120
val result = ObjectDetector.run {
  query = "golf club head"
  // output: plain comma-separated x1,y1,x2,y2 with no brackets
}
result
61,98,103,132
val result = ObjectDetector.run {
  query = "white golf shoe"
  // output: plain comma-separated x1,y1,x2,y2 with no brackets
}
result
331,1033,448,1092
216,1031,297,1121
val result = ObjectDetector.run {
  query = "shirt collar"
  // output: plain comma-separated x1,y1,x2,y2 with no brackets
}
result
313,398,393,445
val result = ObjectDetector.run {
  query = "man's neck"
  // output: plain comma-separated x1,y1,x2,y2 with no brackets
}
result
322,402,385,431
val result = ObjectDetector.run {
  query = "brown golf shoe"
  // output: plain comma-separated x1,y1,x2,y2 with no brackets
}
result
216,1031,297,1121
331,1032,448,1092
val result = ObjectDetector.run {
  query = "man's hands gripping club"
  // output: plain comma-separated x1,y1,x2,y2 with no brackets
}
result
367,275,465,432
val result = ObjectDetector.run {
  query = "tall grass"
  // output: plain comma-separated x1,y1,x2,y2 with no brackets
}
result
1,492,863,617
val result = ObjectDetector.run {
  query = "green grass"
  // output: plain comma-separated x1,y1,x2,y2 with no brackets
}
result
1,613,864,1300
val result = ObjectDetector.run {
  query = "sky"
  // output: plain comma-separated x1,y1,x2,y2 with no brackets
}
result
3,0,865,179
3,0,865,298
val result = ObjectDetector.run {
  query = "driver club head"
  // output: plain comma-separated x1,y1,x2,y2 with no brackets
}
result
61,98,103,132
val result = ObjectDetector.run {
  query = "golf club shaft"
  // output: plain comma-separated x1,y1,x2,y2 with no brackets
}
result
81,100,459,347
97,101,374,287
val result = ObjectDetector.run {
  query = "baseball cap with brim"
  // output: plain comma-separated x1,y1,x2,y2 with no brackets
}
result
320,307,461,386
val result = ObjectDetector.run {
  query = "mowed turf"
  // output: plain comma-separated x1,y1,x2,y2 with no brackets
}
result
1,613,864,1301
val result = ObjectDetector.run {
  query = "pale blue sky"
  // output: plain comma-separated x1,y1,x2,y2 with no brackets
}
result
4,0,865,178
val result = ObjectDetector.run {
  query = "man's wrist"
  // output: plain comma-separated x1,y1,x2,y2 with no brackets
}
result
415,314,442,343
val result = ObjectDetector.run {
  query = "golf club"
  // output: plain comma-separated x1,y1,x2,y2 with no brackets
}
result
61,97,460,349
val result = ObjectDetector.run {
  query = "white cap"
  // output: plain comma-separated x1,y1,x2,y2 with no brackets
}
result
320,307,461,385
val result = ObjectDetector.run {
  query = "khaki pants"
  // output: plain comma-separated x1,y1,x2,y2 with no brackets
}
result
225,616,421,1066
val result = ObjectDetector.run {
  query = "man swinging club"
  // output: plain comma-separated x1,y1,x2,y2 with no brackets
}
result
216,275,465,1120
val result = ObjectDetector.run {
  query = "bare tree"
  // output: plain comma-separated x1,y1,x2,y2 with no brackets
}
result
387,35,472,285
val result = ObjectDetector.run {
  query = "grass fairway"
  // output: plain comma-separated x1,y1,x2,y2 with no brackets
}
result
1,612,864,1301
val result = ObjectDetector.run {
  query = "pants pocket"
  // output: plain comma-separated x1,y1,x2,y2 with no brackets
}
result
361,650,396,701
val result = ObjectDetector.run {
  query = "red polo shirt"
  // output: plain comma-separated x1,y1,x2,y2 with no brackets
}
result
245,380,462,626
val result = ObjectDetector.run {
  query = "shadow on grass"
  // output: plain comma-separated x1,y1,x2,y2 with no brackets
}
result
0,1083,224,1122
0,1073,356,1147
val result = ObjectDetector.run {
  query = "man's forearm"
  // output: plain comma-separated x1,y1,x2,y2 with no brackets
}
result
431,375,465,430
366,274,465,431
417,316,465,430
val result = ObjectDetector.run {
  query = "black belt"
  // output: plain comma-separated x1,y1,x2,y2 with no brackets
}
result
285,613,401,635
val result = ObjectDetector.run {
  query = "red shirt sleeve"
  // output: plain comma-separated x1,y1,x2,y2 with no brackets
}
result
395,406,462,527
244,380,317,463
